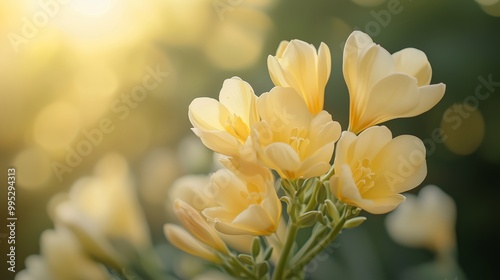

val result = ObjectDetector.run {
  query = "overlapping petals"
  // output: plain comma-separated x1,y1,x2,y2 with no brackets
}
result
268,39,331,115
188,77,259,157
343,31,446,134
252,87,341,179
202,168,281,235
330,126,427,214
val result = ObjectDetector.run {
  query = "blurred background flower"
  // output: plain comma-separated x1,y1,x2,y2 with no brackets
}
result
385,185,466,280
1,0,499,279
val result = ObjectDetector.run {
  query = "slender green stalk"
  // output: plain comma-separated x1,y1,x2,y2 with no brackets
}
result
272,222,299,280
320,165,335,182
291,225,328,263
287,206,353,276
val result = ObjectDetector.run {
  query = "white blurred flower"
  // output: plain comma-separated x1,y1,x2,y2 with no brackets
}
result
476,0,500,17
15,226,113,280
350,0,386,7
141,148,182,204
385,185,456,255
50,154,151,267
168,174,217,213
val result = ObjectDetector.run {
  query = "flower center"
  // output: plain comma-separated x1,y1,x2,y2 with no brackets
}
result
289,127,310,159
242,182,263,205
352,159,375,194
225,114,250,144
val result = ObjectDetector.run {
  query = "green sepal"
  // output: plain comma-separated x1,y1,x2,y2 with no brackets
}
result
263,246,273,261
257,262,269,278
324,199,341,224
281,179,296,198
298,211,322,228
315,184,327,204
251,237,261,259
237,254,254,266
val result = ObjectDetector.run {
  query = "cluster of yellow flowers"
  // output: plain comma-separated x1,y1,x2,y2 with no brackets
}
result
165,30,445,279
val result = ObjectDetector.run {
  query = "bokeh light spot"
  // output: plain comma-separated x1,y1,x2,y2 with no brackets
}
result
13,147,52,189
34,102,82,151
441,105,485,155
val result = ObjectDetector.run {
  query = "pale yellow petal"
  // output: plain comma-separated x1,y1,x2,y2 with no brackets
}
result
267,55,289,87
280,40,321,110
210,169,247,212
343,31,374,95
333,131,358,165
203,207,237,224
188,97,229,131
317,42,332,93
399,83,446,118
371,135,427,193
354,194,406,214
261,190,281,226
261,142,301,177
298,162,331,179
218,204,277,235
193,129,240,156
353,74,420,133
218,77,258,126
333,164,363,202
214,221,259,235
332,164,406,214
257,87,311,132
309,111,341,149
348,126,392,163
393,48,432,86
275,40,289,58
298,143,334,177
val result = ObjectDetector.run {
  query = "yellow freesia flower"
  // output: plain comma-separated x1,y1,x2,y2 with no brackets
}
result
252,86,341,179
268,39,331,115
329,126,427,214
202,168,281,235
188,76,259,157
343,31,446,134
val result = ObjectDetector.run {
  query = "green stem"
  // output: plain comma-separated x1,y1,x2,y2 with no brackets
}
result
292,225,328,263
320,165,335,182
272,222,299,280
288,206,353,275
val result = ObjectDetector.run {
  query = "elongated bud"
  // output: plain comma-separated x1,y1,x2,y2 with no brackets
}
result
164,224,221,263
324,199,341,224
343,217,367,229
173,199,229,254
